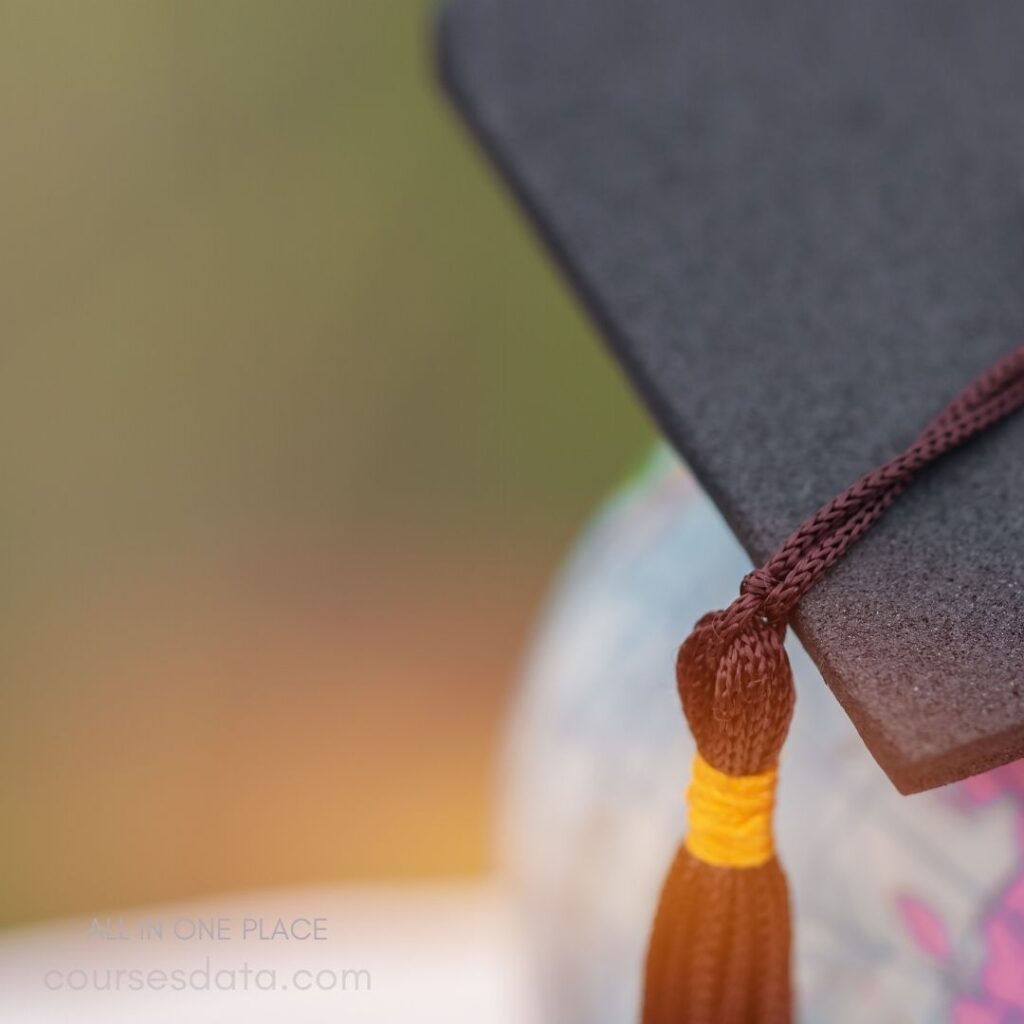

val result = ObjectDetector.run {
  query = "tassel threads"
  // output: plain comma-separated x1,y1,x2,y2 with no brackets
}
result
642,849,792,1024
642,609,796,1024
685,754,778,869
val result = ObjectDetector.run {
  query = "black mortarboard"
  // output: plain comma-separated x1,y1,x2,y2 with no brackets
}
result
437,0,1024,798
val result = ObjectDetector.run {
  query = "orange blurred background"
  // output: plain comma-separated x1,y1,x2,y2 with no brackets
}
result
0,0,652,926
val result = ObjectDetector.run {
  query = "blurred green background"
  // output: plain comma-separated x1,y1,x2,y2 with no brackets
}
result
0,1,651,926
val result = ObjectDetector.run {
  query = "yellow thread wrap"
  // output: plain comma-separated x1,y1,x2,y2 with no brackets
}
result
684,753,778,868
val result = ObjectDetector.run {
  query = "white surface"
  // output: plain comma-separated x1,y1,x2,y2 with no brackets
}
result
0,881,535,1024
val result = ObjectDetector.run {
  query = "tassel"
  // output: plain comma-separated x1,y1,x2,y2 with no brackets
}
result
643,607,795,1024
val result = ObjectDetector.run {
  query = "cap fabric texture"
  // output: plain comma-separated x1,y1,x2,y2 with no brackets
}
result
438,0,1024,794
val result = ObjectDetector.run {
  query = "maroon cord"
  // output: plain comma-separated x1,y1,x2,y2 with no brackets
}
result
721,344,1024,639
642,344,1024,1024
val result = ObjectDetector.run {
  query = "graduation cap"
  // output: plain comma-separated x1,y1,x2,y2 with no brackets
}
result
437,1,1024,1020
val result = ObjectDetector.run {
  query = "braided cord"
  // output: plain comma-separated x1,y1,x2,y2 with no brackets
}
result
724,345,1024,637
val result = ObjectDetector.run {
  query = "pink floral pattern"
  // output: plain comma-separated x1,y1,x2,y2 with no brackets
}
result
900,764,1024,1022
